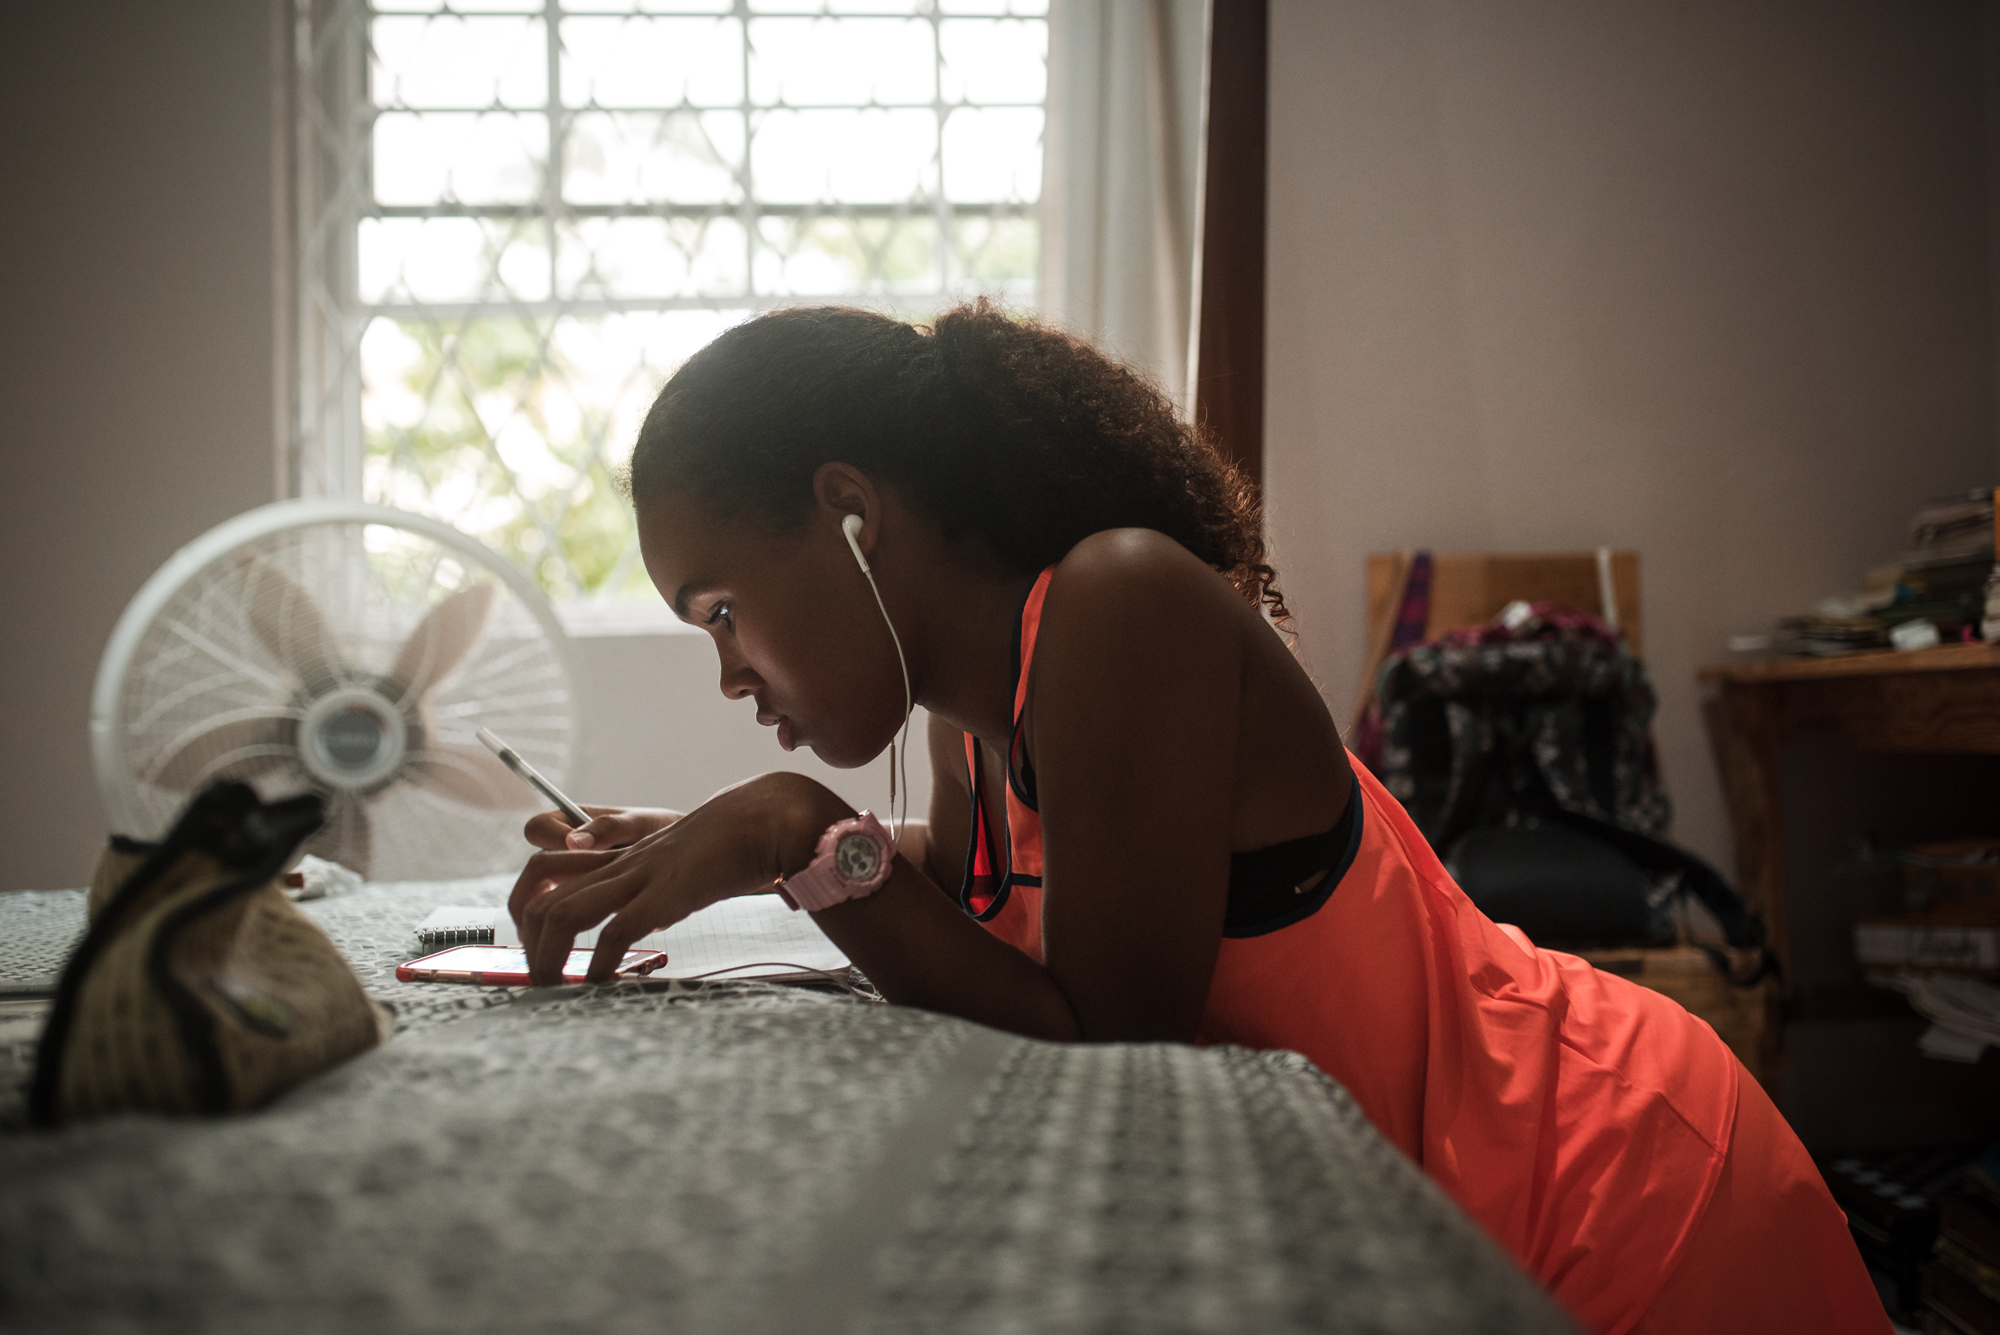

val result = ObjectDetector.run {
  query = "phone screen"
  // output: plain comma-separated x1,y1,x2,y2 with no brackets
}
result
395,946,668,986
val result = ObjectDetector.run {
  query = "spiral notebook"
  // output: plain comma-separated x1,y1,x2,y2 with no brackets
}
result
412,895,850,983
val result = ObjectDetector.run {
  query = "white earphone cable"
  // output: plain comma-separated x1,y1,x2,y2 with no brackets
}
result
858,564,913,845
841,512,912,846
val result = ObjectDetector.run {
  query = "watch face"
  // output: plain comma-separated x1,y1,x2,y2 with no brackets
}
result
834,831,884,884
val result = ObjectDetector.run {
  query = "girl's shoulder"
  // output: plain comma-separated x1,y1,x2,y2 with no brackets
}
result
1029,529,1269,713
1042,528,1253,632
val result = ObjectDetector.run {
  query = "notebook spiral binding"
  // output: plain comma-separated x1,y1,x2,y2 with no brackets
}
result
414,926,496,949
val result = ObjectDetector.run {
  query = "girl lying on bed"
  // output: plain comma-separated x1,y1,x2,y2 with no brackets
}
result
507,302,1883,1335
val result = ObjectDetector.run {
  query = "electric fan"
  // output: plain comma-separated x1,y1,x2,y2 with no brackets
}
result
92,500,578,881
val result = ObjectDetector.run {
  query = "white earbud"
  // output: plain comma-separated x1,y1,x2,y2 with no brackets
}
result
840,512,871,574
841,510,910,844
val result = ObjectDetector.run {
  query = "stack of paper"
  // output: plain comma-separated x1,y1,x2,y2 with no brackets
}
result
1885,972,2000,1063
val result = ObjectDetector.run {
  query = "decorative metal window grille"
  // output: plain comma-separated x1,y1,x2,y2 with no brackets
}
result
293,0,1048,607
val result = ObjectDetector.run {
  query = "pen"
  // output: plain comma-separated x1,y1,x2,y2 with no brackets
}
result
477,727,591,828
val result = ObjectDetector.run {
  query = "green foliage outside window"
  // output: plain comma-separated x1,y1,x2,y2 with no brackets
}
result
364,317,658,603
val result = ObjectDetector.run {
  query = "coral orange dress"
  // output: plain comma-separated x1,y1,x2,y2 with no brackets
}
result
960,567,1885,1335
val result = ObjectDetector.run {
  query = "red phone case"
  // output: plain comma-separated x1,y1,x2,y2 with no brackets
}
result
395,946,669,986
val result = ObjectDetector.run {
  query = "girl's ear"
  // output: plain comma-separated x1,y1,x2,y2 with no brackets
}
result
811,462,881,546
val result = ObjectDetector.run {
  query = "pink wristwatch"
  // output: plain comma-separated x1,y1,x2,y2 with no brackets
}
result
778,810,895,912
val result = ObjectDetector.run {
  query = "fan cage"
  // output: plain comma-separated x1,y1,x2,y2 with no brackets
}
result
92,501,578,882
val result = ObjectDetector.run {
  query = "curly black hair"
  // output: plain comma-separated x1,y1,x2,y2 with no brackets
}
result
628,300,1286,620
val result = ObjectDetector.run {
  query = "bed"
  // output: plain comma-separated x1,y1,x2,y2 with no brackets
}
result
0,875,1575,1333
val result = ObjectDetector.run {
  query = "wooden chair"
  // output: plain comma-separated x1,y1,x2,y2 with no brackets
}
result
1351,549,1642,732
1348,548,1773,1078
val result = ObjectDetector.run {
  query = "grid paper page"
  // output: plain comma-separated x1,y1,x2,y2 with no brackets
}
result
654,895,852,981
485,896,848,980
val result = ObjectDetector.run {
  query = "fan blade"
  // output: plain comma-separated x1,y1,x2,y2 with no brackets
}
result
151,715,297,791
309,793,372,880
389,583,496,702
409,742,534,810
241,558,343,687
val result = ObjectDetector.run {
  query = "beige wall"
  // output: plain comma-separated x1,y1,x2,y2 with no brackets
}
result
1265,0,2000,872
570,633,930,829
0,0,286,890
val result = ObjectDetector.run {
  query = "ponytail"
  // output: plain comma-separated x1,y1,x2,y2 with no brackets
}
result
629,300,1287,621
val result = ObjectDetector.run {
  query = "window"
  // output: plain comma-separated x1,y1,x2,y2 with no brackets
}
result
293,0,1049,611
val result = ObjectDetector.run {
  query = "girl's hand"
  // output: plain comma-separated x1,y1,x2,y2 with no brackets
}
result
507,772,851,986
522,805,682,852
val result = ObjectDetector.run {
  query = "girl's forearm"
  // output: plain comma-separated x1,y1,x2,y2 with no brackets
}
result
812,866,1083,1041
771,774,1081,1041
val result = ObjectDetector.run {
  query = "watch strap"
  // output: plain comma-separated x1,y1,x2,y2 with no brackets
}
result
780,810,894,912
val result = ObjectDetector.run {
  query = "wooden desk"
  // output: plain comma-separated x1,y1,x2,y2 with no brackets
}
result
1702,645,2000,1148
1701,644,2000,976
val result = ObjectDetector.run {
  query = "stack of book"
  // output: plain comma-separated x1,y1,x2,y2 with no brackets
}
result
1910,490,1999,570
1889,490,1997,643
1923,1151,2000,1335
1739,488,1997,657
1774,611,1888,656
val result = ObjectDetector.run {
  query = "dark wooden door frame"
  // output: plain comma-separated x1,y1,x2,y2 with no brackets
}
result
1190,0,1269,492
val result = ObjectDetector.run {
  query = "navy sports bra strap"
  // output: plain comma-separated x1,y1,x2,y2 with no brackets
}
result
959,738,1015,923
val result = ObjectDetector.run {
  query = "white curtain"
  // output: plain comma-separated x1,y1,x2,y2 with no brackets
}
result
1040,0,1211,408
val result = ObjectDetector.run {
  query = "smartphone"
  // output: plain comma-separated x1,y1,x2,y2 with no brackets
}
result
395,945,669,986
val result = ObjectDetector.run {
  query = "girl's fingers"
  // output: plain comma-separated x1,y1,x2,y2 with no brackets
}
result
526,804,656,850
566,808,684,850
508,847,620,927
565,813,633,850
584,885,701,982
518,857,622,965
508,787,789,984
523,809,576,850
523,870,638,984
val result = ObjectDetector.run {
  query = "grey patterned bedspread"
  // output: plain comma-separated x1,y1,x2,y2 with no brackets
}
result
0,879,1574,1334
